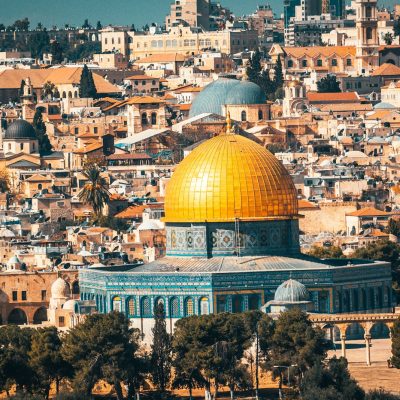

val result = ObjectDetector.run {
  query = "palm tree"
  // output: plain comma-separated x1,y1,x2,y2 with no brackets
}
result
78,164,110,216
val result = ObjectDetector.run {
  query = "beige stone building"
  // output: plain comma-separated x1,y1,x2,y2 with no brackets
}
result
101,25,258,60
165,0,211,30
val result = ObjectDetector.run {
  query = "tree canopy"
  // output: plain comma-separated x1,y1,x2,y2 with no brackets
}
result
79,64,97,98
317,75,341,93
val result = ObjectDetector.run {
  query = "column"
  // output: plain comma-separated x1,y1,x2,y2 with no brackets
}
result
365,334,371,366
243,295,249,312
226,295,232,313
341,335,347,359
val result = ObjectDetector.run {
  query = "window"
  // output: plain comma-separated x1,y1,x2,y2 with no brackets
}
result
94,127,98,134
38,183,43,190
127,297,135,316
317,59,322,67
287,59,293,68
142,80,146,85
366,6,372,18
151,112,157,125
258,110,263,120
200,297,209,315
22,291,27,301
152,80,156,86
346,58,352,66
41,290,46,301
331,58,338,66
170,297,179,317
141,112,148,125
20,143,23,150
302,59,307,67
112,296,121,312
12,291,17,301
366,27,373,40
74,127,79,134
185,297,194,316
141,296,151,316
241,110,247,121
59,316,65,327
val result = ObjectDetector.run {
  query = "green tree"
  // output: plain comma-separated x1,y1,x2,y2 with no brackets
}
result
317,75,341,93
82,19,91,29
301,357,364,400
13,17,30,31
366,388,400,399
27,30,50,58
391,318,400,368
307,245,344,259
151,302,172,392
62,312,142,400
268,309,328,389
273,54,284,89
33,107,52,156
79,64,97,98
0,326,37,396
78,164,110,216
384,32,394,45
246,49,262,83
394,18,400,38
43,81,56,100
29,327,71,399
387,218,400,237
96,21,102,30
50,40,64,64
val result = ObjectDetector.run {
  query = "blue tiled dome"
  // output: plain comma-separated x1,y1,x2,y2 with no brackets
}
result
189,77,265,117
274,279,309,303
5,119,37,140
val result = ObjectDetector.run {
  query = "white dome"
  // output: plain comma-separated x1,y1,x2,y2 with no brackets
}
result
51,277,70,298
7,255,21,266
138,220,164,231
62,299,79,311
0,228,15,238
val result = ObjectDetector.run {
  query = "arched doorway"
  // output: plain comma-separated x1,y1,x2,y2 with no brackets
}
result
33,307,48,324
72,281,79,295
370,322,390,339
8,308,27,324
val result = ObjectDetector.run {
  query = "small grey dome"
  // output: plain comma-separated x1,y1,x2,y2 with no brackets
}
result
274,279,309,303
374,102,395,110
189,77,265,117
4,119,37,140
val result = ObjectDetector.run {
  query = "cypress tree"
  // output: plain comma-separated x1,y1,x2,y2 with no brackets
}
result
391,319,400,368
150,302,172,392
79,64,97,98
274,54,284,89
33,108,52,156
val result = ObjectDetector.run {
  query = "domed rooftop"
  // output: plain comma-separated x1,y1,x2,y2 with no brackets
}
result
7,255,20,266
189,77,266,117
4,119,37,140
274,279,309,303
164,132,298,223
51,277,70,298
374,102,396,109
0,228,15,238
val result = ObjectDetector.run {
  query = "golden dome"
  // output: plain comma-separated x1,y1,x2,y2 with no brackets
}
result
164,134,298,223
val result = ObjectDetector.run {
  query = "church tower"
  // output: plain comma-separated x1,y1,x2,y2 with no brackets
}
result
356,0,379,75
21,77,35,121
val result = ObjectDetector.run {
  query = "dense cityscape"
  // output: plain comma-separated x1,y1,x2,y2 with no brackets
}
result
1,0,400,398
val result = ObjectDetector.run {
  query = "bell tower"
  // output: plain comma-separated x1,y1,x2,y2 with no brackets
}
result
356,0,379,75
21,77,35,121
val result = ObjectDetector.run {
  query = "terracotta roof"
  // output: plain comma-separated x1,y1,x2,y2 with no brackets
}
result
103,96,164,112
340,137,354,145
346,207,390,217
73,142,103,154
307,92,359,104
0,67,121,94
135,53,186,63
320,103,372,112
107,153,152,160
25,174,52,182
179,104,191,111
298,199,318,209
371,63,400,77
114,205,147,219
174,86,202,93
283,46,356,59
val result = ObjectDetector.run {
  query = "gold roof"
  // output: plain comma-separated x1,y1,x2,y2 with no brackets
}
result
164,134,298,223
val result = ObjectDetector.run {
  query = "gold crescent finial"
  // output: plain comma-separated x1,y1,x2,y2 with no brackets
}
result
226,111,232,134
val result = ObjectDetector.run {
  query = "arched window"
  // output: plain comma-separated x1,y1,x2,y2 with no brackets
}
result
141,112,148,125
141,296,151,316
112,296,122,312
74,91,78,98
127,297,136,316
366,27,373,40
241,110,247,121
72,281,79,295
200,297,209,315
62,92,66,98
366,6,372,18
151,112,157,125
170,297,180,317
287,59,293,68
68,91,72,98
38,183,43,190
258,110,263,120
184,297,194,316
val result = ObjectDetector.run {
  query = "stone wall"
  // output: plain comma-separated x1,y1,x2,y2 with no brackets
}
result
300,202,358,234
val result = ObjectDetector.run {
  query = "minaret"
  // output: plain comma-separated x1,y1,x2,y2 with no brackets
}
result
21,77,35,121
355,0,379,76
